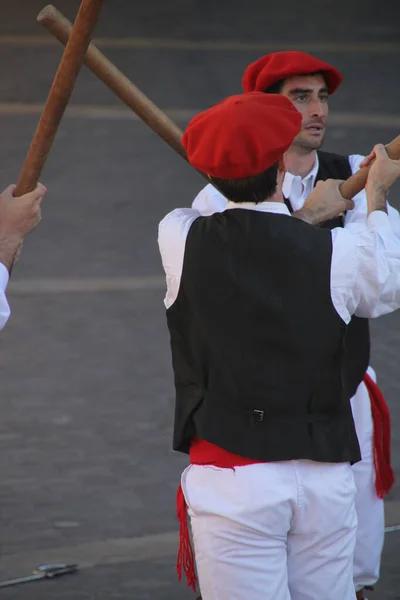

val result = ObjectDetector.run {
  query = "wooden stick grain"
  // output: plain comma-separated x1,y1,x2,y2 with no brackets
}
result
15,0,104,196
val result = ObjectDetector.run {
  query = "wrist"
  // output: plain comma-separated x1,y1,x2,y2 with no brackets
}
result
0,233,24,272
0,232,23,244
366,184,388,214
293,207,317,225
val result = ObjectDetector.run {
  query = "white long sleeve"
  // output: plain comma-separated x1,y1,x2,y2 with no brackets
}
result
0,263,10,330
330,210,400,322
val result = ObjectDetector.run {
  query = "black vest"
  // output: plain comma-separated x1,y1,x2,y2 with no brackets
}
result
284,150,370,400
167,209,361,464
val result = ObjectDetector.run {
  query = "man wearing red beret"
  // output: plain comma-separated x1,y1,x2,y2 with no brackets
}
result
158,91,400,600
193,51,398,600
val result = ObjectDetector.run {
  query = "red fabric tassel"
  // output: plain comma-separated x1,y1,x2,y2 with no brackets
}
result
176,483,198,593
175,440,260,594
363,372,395,498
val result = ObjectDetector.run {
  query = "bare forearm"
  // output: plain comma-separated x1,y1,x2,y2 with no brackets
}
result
366,184,388,216
293,207,323,226
0,235,23,272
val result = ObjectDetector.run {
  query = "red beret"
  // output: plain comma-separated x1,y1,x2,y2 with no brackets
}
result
242,51,342,95
182,92,302,179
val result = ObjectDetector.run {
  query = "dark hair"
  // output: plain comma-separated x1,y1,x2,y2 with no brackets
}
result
264,71,326,94
210,162,279,204
264,79,285,94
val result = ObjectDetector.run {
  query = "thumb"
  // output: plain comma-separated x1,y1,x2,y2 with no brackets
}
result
373,143,387,159
29,184,47,203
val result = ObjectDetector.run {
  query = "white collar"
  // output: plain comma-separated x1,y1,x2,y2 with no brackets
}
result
282,154,320,199
225,201,291,216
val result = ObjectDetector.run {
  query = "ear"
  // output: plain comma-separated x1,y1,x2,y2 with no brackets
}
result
276,156,286,187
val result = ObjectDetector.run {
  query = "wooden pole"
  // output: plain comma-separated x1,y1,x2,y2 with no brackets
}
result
15,0,104,196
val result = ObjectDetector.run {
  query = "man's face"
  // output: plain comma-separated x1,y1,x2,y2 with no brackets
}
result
279,74,329,151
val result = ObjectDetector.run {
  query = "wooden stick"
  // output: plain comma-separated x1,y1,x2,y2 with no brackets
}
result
15,0,104,196
38,5,400,198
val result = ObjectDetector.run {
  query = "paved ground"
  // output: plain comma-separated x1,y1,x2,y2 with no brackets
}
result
0,0,399,598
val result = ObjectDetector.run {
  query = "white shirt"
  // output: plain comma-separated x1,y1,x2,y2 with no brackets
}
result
0,263,10,330
158,201,400,325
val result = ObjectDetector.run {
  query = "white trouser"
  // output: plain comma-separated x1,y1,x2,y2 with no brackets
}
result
350,366,384,591
181,460,357,600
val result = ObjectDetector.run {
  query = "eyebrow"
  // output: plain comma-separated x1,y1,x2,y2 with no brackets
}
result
288,87,329,95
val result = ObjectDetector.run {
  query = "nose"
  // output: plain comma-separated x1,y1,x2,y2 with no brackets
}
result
309,99,325,119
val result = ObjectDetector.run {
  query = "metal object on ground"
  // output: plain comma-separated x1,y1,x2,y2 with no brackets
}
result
385,524,400,533
0,563,78,589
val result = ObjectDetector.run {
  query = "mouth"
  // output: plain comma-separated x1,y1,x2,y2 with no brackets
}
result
305,124,325,134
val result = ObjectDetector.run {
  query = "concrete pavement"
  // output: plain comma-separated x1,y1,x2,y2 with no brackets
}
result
0,0,399,597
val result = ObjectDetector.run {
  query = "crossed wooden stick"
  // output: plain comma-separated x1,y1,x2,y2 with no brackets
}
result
17,2,400,202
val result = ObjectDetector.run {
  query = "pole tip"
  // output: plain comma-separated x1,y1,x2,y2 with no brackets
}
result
37,4,58,24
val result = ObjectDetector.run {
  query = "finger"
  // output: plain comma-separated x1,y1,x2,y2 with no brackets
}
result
332,179,344,188
33,195,44,207
343,198,355,211
360,149,376,166
328,179,342,190
27,186,47,203
359,155,374,168
1,184,17,198
36,183,47,196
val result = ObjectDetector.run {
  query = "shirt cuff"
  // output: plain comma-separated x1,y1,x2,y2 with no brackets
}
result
367,210,392,231
0,263,10,291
